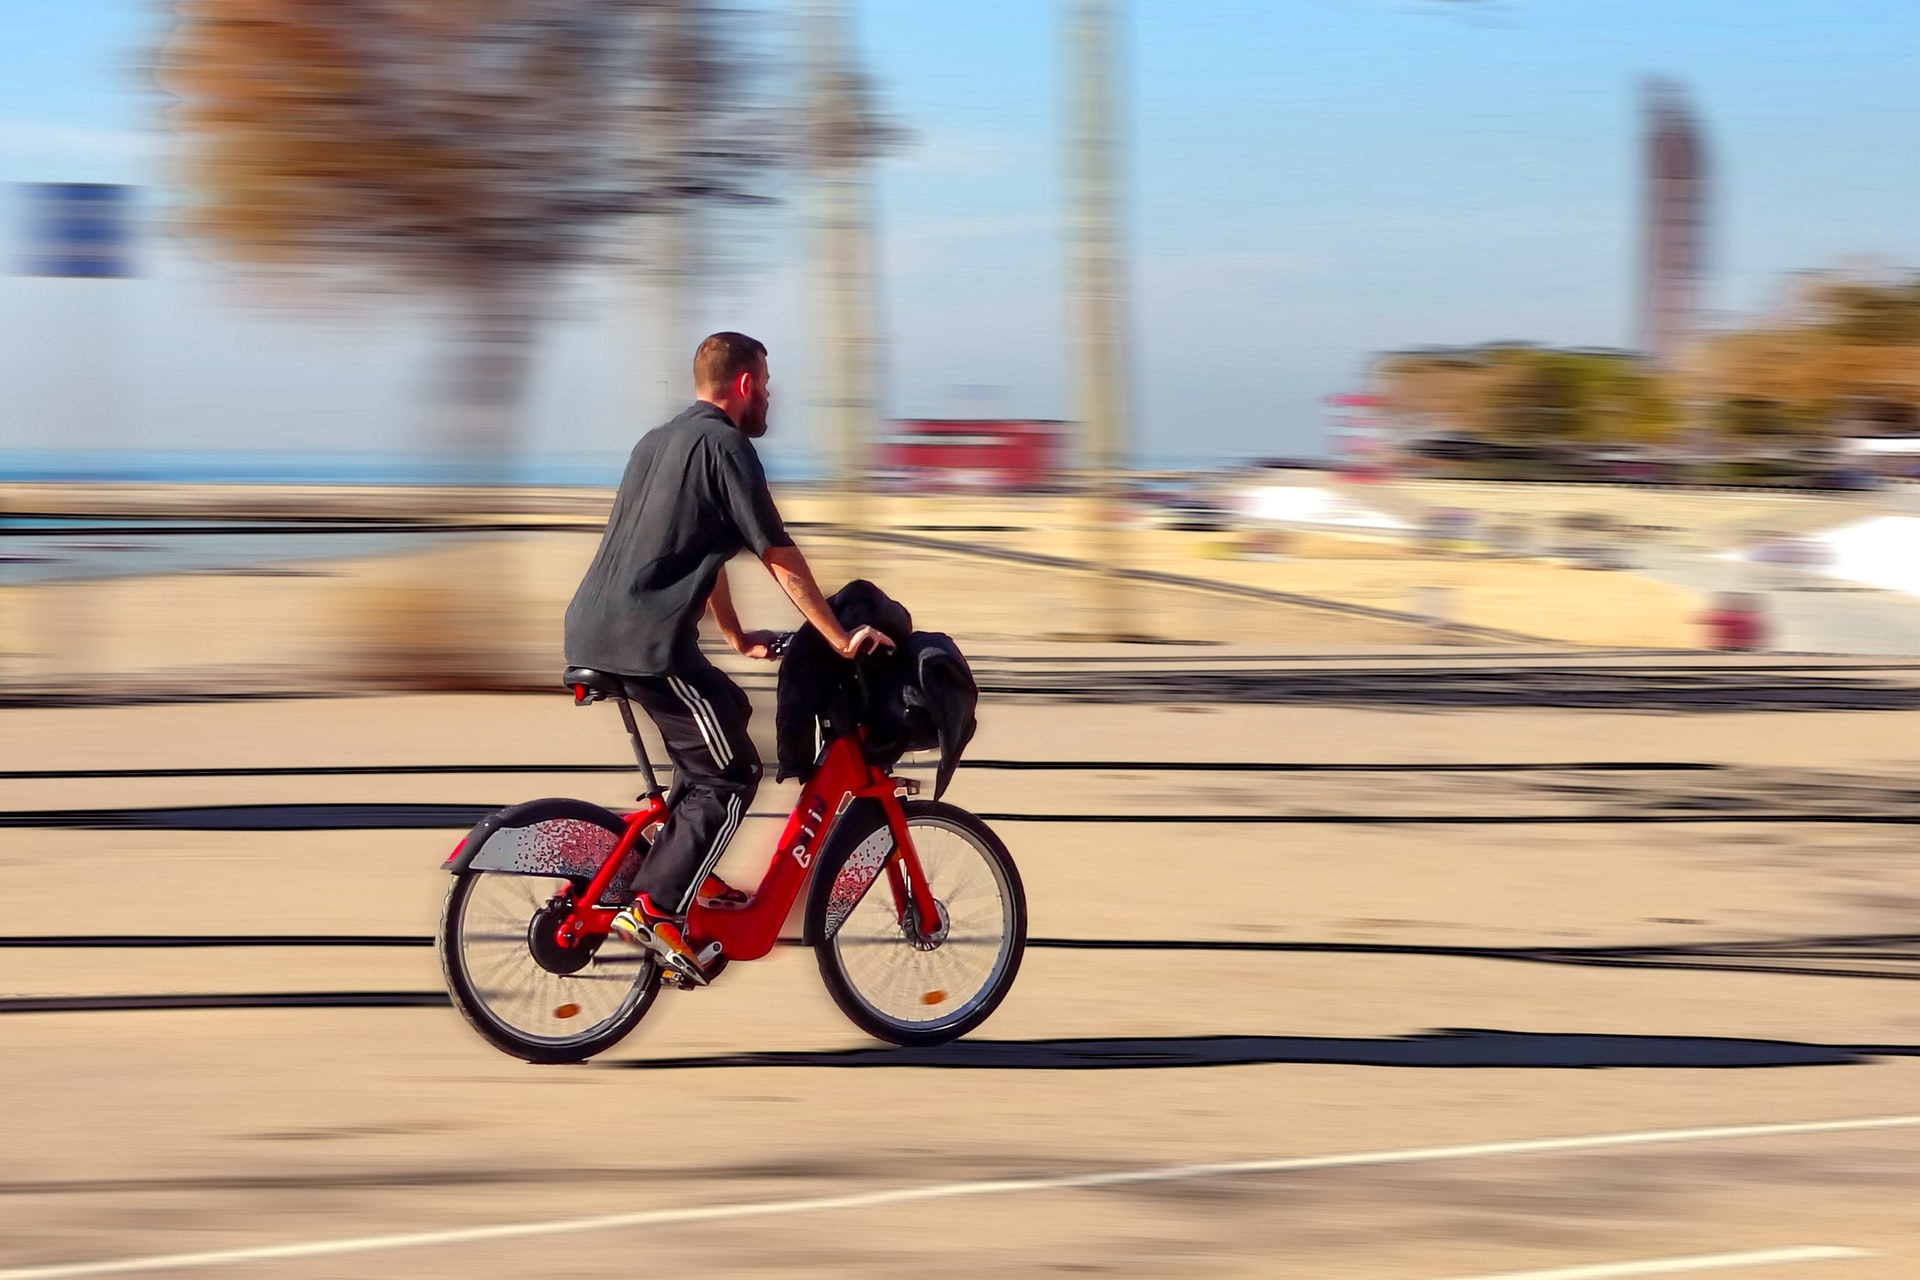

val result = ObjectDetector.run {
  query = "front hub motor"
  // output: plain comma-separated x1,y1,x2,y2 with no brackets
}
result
906,898,951,952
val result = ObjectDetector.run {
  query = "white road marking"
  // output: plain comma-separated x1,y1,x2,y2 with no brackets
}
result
1434,1245,1871,1279
0,1113,1913,1279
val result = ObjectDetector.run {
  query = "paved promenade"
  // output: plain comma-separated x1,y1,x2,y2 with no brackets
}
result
4,653,1917,1279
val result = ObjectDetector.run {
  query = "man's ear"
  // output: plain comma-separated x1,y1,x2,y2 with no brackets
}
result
736,370,753,401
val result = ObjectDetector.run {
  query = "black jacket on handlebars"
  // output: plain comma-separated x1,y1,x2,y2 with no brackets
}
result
774,580,978,799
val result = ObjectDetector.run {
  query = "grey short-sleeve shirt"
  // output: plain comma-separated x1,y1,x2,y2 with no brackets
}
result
563,402,793,675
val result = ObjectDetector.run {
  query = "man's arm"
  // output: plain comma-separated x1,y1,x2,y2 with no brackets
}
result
707,436,890,658
705,565,779,660
761,544,892,658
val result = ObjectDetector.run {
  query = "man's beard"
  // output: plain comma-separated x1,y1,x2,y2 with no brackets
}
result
739,398,770,438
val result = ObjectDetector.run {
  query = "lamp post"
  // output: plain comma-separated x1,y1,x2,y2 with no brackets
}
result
805,0,890,530
1067,0,1132,638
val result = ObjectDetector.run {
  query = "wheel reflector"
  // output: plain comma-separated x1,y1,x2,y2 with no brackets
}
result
554,1003,581,1019
921,990,948,1005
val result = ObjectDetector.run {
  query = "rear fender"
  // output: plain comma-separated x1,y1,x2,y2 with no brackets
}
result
443,798,628,879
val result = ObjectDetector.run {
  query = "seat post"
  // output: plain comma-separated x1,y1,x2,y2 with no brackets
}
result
614,696,664,799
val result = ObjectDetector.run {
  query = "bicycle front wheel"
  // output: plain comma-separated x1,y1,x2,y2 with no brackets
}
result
809,801,1025,1047
439,870,660,1063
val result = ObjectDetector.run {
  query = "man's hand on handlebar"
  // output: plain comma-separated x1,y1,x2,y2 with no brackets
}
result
732,629,783,661
732,624,890,662
838,625,895,659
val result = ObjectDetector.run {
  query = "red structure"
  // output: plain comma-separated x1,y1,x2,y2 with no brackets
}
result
1324,392,1393,481
877,419,1067,492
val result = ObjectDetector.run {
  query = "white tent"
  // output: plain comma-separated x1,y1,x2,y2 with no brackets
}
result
1806,515,1920,596
1243,485,1410,532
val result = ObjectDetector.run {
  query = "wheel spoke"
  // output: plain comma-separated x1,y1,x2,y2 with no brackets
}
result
828,815,1019,1033
447,866,654,1050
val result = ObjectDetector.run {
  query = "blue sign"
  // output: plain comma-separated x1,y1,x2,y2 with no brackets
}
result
21,183,133,278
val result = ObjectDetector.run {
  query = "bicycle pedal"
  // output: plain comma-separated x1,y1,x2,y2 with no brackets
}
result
660,968,701,991
659,952,711,989
664,947,726,991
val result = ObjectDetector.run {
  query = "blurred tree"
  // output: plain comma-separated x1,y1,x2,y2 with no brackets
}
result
1687,272,1920,439
1369,347,1501,438
1711,397,1803,440
1375,344,1677,450
1378,274,1920,485
160,0,780,466
1824,277,1920,347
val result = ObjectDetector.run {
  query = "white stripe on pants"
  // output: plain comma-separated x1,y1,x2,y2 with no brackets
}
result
667,675,732,769
680,793,743,913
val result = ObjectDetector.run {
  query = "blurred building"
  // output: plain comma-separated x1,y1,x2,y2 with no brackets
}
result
877,419,1066,493
1639,79,1709,372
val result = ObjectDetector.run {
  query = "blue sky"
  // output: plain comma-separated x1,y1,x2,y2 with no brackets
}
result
0,0,1915,466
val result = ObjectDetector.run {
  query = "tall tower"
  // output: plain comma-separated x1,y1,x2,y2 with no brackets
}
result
1638,78,1708,372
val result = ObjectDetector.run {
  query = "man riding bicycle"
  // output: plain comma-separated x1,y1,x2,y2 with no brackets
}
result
563,331,892,977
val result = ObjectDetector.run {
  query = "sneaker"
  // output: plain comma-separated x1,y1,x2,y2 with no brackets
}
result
696,875,749,909
609,895,708,985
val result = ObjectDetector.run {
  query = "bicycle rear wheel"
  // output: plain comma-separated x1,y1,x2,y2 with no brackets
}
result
809,801,1025,1047
439,870,660,1063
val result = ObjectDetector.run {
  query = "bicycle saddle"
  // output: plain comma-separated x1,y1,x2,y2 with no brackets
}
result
562,667,625,704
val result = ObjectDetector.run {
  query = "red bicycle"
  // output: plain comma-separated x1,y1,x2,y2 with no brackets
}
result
437,659,1026,1063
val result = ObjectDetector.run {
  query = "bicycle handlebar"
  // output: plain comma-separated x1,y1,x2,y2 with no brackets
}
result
766,630,892,662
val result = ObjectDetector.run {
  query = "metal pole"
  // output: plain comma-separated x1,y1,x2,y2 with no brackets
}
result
1068,0,1130,638
807,0,882,530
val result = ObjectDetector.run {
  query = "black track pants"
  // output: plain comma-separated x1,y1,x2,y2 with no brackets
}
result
619,659,761,915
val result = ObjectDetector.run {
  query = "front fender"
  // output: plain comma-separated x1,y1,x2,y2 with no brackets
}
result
801,798,895,946
443,798,628,880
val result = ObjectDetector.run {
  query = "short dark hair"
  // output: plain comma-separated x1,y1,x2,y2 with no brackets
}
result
694,332,767,391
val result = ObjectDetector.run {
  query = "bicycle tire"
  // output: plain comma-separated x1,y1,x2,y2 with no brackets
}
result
439,803,661,1063
808,801,1026,1047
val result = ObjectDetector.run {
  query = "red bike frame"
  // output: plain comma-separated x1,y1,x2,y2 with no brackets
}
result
551,733,940,964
